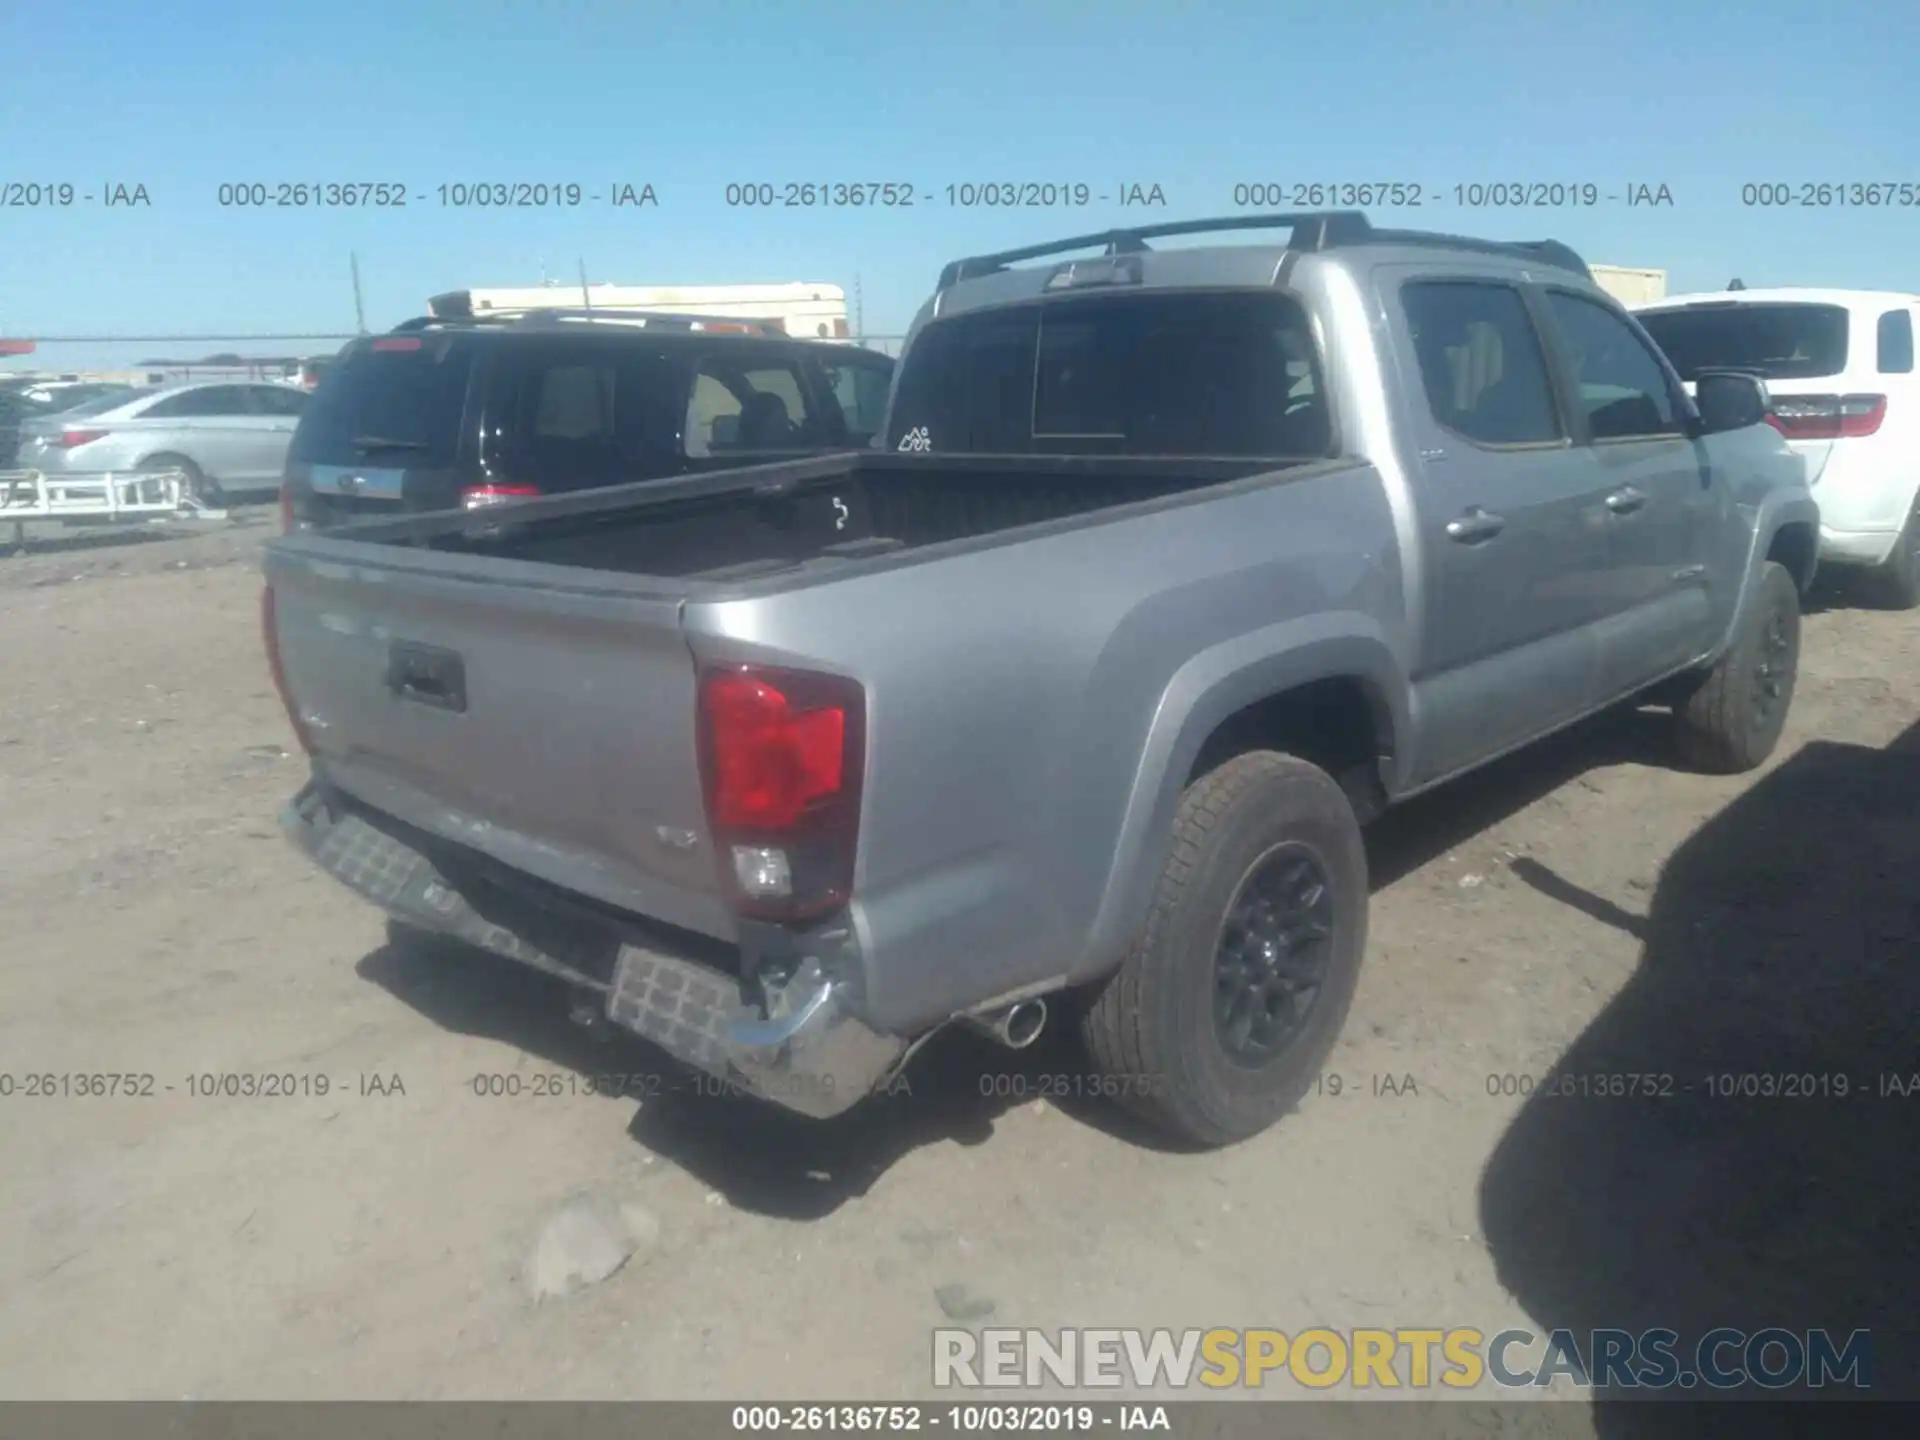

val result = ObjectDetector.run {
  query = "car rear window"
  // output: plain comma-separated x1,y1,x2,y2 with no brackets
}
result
287,339,476,468
885,291,1334,457
55,388,142,417
1635,302,1850,381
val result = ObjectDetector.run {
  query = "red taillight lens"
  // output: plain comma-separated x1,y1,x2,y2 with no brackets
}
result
461,484,543,509
1765,393,1886,439
702,675,845,829
261,586,315,755
57,427,108,448
371,337,422,352
697,665,865,922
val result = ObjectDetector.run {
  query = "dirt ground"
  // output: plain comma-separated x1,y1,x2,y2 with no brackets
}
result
1,515,1914,1431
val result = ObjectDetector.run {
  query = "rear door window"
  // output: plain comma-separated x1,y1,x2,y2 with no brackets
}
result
1400,282,1565,445
144,387,249,418
288,339,477,469
1635,303,1851,381
479,341,687,490
885,291,1334,457
247,385,309,417
683,356,827,456
1877,309,1914,374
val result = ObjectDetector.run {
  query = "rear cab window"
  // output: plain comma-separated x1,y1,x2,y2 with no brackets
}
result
1634,303,1850,382
289,337,477,470
884,291,1335,457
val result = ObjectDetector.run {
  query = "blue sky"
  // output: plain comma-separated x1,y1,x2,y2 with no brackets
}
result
2,0,1914,370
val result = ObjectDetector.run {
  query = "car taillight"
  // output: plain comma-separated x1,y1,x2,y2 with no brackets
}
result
461,484,542,509
696,665,865,923
1764,394,1886,440
833,319,850,338
57,427,108,448
261,586,315,756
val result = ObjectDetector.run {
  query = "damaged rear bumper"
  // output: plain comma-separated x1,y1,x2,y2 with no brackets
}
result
280,781,906,1119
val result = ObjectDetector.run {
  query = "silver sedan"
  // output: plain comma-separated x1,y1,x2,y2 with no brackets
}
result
12,379,310,502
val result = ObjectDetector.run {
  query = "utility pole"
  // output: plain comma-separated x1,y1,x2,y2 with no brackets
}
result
350,252,367,333
854,273,865,341
579,259,593,314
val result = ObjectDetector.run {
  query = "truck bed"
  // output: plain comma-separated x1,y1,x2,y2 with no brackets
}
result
263,443,1368,1020
335,451,1291,583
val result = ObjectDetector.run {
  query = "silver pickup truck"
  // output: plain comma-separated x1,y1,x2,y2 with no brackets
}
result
268,212,1818,1148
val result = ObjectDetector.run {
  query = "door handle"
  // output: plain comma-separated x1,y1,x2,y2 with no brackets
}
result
1605,486,1647,515
1444,507,1506,544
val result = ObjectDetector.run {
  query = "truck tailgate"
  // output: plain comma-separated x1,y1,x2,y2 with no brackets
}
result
264,544,728,941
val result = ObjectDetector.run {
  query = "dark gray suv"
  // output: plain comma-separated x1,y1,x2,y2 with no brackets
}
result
281,311,895,530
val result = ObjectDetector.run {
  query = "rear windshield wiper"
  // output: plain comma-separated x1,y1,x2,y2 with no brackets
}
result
352,434,430,453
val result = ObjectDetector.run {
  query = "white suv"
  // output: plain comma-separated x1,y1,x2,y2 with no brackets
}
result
1636,288,1920,605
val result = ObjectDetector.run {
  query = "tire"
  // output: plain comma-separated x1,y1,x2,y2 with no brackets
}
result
141,453,222,506
1079,750,1369,1148
1865,488,1920,610
1673,560,1800,774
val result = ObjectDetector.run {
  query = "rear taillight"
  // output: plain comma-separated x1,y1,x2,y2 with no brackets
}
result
1764,393,1886,439
461,484,542,509
833,319,850,338
371,337,422,352
261,586,315,756
696,665,865,923
57,427,108,448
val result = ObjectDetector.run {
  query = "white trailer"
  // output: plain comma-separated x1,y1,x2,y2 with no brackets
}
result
1591,265,1668,306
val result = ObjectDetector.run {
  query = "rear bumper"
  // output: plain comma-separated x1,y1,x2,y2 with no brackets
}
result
1819,523,1901,567
280,781,906,1119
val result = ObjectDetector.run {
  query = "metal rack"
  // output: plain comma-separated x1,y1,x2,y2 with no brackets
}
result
0,467,227,550
936,211,1592,289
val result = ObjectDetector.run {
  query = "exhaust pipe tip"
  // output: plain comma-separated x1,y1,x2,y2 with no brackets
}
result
962,998,1048,1050
1002,999,1047,1049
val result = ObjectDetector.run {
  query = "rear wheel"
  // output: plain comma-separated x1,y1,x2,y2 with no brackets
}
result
1673,560,1800,774
141,453,222,506
1079,750,1368,1148
1865,487,1920,610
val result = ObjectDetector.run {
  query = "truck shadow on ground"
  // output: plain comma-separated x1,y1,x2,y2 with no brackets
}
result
1477,720,1920,1436
358,701,1700,1218
356,928,1072,1219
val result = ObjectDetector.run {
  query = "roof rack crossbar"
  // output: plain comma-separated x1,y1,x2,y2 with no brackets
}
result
1362,228,1591,278
388,310,783,335
935,211,1592,290
509,307,781,331
936,211,1373,289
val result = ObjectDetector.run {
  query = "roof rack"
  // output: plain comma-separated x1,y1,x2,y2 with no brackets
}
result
934,211,1590,289
386,309,784,336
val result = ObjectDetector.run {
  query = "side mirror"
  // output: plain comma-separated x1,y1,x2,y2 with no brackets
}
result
1693,369,1772,435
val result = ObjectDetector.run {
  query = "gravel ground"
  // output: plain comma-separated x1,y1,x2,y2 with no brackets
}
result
1,521,1913,1434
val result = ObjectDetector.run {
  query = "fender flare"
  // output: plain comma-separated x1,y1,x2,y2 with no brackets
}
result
1075,613,1409,979
1718,493,1820,658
